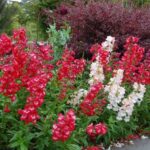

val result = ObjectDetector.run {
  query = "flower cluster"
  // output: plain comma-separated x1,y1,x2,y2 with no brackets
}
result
117,82,146,122
104,68,147,122
104,69,125,111
57,50,85,81
18,105,40,124
0,34,12,56
52,109,76,141
18,43,53,124
0,29,27,102
89,36,115,85
80,82,103,116
135,62,150,85
0,29,54,124
88,56,105,85
117,36,147,84
90,45,109,66
86,122,107,138
57,50,86,99
68,89,88,106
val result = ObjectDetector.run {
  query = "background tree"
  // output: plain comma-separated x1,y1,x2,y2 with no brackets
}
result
22,0,72,40
0,0,8,33
0,1,20,34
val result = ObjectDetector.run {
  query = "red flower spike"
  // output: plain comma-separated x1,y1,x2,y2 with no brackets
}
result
0,28,54,124
0,34,12,56
117,36,150,84
52,109,76,142
57,49,86,100
80,82,103,116
90,44,109,65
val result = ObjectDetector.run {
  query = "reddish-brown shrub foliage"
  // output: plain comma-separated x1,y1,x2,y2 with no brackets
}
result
43,0,150,58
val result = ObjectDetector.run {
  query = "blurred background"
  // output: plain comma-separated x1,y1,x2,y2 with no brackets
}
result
0,0,149,41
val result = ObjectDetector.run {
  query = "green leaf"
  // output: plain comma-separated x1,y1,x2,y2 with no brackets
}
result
9,141,19,148
20,143,28,150
67,144,81,150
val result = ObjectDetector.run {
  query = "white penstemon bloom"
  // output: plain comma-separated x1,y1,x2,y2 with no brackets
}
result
88,55,105,85
117,82,146,122
88,36,115,86
105,69,146,122
104,69,125,111
102,36,115,52
68,89,88,106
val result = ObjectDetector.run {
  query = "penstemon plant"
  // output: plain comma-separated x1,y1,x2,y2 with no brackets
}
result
0,29,149,150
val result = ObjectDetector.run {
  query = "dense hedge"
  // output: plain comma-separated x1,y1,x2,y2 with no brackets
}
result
44,0,150,58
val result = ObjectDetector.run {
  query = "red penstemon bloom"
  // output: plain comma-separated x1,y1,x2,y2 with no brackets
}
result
0,29,54,124
90,43,112,74
18,44,53,124
0,34,12,56
86,122,107,138
86,123,96,138
135,63,150,84
117,36,150,84
52,109,76,141
80,82,103,116
18,104,40,124
90,44,110,66
0,29,27,101
95,123,107,135
57,49,86,99
57,50,85,81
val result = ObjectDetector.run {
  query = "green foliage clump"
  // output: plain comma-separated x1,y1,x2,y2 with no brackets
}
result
47,24,71,62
